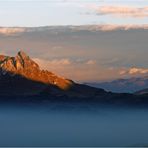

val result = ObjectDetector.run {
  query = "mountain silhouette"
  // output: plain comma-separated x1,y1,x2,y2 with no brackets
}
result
0,51,148,106
0,51,106,102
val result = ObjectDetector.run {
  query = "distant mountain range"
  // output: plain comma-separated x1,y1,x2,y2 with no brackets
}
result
0,51,148,107
86,77,148,93
135,88,148,95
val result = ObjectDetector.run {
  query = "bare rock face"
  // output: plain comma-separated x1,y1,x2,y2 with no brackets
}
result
0,51,73,90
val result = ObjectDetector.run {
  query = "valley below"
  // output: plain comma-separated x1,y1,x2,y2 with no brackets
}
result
0,103,148,147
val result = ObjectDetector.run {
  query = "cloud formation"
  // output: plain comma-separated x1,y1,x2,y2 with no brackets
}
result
0,25,148,36
33,58,103,81
34,58,71,68
86,60,96,65
95,24,148,31
120,67,148,75
0,27,26,35
91,5,148,18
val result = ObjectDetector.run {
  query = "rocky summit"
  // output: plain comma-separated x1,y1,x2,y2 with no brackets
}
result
0,51,73,90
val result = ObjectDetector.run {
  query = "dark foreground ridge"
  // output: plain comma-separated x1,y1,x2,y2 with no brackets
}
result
0,51,148,106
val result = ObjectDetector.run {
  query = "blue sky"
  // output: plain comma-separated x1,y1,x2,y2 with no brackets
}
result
0,0,148,26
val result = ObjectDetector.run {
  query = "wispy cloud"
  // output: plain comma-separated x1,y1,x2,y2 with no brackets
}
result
33,58,101,81
89,5,148,18
33,58,71,68
86,60,96,65
48,59,71,65
94,24,148,31
120,67,148,75
54,0,85,8
0,25,148,36
0,27,26,35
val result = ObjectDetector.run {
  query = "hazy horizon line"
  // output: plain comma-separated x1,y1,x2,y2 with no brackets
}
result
0,24,148,28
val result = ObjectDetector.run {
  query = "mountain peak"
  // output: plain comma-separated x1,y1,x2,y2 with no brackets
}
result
17,50,29,59
0,51,73,90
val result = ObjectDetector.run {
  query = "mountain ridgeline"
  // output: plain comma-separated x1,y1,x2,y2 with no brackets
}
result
86,77,148,93
0,51,106,100
0,51,147,106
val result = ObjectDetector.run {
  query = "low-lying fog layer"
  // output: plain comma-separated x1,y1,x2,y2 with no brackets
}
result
0,103,148,147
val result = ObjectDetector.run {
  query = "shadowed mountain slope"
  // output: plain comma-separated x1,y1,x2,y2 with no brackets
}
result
0,51,147,106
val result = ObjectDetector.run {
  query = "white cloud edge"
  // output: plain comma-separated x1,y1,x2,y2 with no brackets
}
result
0,24,148,35
119,67,148,75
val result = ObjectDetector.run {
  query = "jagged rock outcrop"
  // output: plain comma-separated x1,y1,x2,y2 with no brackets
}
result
0,51,73,90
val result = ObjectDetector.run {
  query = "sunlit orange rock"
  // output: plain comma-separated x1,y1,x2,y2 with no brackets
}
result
0,50,73,90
